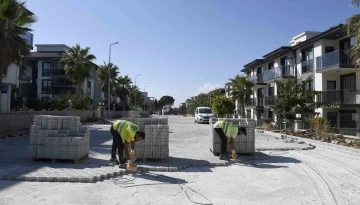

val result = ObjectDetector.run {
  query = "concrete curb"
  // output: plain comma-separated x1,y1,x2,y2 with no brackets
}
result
0,161,233,183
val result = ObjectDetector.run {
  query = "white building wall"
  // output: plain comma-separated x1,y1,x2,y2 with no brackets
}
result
1,86,12,112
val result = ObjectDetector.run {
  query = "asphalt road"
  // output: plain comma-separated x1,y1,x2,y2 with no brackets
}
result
1,115,360,205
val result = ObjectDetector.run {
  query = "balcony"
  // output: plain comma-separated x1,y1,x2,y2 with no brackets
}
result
51,68,66,76
264,95,277,106
316,89,360,106
302,60,313,74
263,65,294,82
247,74,267,86
256,97,264,107
51,87,76,95
245,98,255,107
316,50,355,73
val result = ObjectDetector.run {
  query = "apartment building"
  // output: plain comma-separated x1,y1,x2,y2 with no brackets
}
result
1,33,34,112
20,44,103,103
242,24,360,136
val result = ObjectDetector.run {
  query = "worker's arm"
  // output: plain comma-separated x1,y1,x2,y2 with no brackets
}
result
131,140,135,150
123,129,133,160
124,142,130,160
229,137,235,151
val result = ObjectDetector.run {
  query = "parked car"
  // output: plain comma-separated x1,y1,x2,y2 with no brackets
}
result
194,107,214,123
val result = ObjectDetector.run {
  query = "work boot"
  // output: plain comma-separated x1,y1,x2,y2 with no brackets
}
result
109,157,120,165
118,158,127,168
219,154,228,160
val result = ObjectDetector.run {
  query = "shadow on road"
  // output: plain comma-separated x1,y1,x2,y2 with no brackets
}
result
233,154,302,169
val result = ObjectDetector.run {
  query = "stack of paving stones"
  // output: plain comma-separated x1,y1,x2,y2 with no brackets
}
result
210,117,256,155
142,124,169,160
120,118,169,161
120,117,168,132
28,115,89,163
129,111,141,118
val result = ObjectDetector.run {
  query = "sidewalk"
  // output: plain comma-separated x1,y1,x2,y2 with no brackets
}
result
0,122,313,183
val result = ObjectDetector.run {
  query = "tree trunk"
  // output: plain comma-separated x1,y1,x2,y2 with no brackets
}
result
83,78,87,95
0,66,3,112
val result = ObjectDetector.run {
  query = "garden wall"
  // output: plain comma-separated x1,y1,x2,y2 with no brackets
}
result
0,110,149,133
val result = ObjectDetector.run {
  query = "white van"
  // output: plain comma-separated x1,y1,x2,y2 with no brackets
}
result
194,107,214,123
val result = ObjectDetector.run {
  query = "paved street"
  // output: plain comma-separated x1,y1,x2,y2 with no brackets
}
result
1,115,360,204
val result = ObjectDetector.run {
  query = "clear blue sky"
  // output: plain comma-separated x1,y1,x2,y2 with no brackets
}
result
26,0,358,106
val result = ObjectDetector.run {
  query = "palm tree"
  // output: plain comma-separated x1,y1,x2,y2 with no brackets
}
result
346,0,360,79
227,75,254,118
0,0,36,110
61,44,96,93
115,75,133,107
128,85,144,109
96,62,119,101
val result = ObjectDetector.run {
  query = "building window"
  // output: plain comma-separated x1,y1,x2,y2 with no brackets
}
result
268,62,274,70
302,48,313,73
268,110,274,122
42,62,51,76
304,79,313,91
87,81,91,94
268,87,274,96
52,59,65,68
42,79,51,94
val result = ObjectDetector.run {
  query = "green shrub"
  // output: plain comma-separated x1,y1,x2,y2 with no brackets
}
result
310,116,330,138
261,118,271,124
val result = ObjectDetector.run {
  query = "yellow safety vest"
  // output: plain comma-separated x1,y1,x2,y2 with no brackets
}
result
218,121,238,138
112,120,139,143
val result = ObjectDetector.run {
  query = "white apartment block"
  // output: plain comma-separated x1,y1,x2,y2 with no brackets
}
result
241,24,360,136
22,44,103,102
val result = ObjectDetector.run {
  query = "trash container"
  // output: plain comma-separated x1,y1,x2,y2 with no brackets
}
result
210,118,255,155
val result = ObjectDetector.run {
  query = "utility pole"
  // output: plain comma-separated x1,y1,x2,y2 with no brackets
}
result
107,42,118,118
134,74,141,110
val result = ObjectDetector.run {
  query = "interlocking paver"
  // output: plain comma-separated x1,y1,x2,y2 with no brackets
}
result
0,116,313,182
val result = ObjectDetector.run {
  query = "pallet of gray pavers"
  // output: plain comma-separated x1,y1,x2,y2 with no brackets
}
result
120,117,168,132
209,118,255,155
134,124,169,161
28,115,90,163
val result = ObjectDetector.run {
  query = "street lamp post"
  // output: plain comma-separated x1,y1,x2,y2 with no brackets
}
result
134,74,141,110
143,85,148,111
107,41,118,119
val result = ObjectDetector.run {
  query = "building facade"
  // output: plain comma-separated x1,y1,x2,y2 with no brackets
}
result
242,24,360,136
21,44,103,103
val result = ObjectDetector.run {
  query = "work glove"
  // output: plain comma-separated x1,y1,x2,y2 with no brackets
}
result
231,150,237,159
129,150,135,157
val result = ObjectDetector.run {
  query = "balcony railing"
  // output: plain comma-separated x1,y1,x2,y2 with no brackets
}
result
316,50,354,70
247,76,256,84
263,65,293,81
264,95,277,106
245,98,255,107
51,68,66,75
42,69,51,77
244,97,264,107
256,97,264,107
302,59,313,73
256,74,264,83
316,89,360,105
51,87,76,95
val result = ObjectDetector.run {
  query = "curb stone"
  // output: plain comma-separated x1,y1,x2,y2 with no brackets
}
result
0,157,261,183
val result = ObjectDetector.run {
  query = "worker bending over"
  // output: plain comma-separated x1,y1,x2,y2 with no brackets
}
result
110,119,146,167
213,120,247,160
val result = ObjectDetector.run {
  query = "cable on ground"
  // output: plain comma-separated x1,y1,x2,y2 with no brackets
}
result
111,172,213,205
